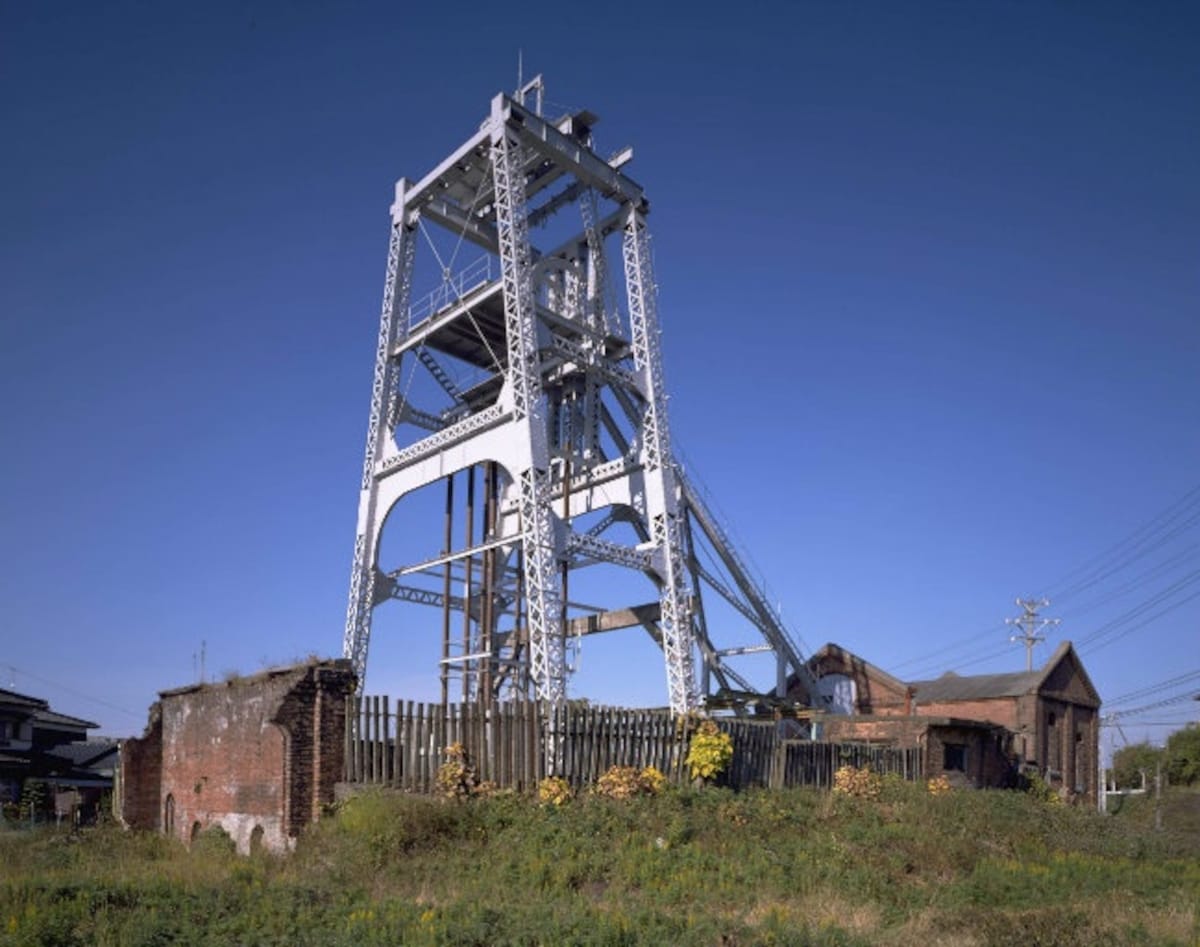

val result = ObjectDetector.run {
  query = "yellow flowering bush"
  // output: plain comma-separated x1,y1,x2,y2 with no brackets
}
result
435,743,477,799
537,776,572,806
926,774,953,796
639,765,667,795
685,720,734,782
594,765,668,799
832,765,881,799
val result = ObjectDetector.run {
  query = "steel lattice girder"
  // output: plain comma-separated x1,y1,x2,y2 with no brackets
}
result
342,87,815,714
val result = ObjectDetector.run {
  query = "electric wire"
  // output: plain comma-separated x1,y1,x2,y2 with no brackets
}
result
1056,544,1200,621
1,663,142,721
1106,668,1200,707
1081,586,1200,657
1038,483,1200,603
1105,691,1200,719
889,482,1200,678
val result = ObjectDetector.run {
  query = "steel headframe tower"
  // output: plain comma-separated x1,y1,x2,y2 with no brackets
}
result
343,81,820,715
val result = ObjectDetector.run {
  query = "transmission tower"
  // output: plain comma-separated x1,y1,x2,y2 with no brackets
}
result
342,80,819,714
1006,597,1060,671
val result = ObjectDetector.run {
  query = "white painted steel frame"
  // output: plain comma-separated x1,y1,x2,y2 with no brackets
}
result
342,88,817,713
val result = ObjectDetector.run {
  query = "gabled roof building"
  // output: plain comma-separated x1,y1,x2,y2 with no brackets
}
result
0,687,115,821
793,641,1101,805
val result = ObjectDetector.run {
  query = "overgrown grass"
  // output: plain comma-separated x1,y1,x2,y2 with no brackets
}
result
1,782,1197,945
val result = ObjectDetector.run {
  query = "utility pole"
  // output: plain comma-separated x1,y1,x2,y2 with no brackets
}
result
1154,758,1163,832
1006,598,1060,671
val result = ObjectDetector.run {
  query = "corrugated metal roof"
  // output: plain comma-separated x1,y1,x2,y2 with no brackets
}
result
909,670,1042,702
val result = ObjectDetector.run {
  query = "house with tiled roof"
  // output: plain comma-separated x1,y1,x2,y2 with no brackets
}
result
791,641,1101,804
0,687,115,822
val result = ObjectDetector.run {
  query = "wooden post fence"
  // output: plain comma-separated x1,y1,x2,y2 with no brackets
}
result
343,697,924,792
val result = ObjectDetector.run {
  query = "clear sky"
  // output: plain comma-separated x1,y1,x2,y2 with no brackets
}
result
3,2,1197,754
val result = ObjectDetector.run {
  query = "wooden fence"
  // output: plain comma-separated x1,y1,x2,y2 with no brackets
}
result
343,698,923,792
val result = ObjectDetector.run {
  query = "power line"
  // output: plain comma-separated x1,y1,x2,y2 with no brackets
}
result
1077,570,1200,653
1115,720,1198,728
888,621,1009,675
1106,668,1200,707
1,663,143,721
1107,691,1200,719
1038,482,1200,603
920,566,1200,677
1057,544,1200,621
888,483,1200,680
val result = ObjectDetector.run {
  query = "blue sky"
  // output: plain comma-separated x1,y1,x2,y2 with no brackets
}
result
3,2,1197,753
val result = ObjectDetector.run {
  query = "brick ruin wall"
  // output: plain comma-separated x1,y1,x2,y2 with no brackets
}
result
117,706,162,830
821,715,1017,790
118,660,355,854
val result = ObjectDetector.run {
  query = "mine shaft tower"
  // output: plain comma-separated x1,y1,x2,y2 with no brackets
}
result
344,80,818,714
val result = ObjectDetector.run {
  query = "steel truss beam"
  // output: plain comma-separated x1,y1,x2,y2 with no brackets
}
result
342,86,814,715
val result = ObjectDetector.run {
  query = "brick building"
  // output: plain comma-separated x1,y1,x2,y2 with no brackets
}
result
118,659,355,854
797,641,1101,803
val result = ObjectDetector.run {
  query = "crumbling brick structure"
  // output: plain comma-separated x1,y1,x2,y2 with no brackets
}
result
118,659,355,854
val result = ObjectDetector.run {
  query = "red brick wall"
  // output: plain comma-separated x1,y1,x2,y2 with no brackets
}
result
159,673,292,851
822,716,926,746
117,707,162,830
913,697,1018,730
120,659,355,854
926,724,1015,790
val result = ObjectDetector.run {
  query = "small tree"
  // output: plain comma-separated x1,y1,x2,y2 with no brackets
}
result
19,780,49,822
1164,723,1200,787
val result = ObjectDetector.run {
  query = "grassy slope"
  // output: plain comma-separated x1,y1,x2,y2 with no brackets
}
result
0,784,1197,946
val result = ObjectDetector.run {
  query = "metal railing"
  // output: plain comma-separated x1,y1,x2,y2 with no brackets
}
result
407,255,497,329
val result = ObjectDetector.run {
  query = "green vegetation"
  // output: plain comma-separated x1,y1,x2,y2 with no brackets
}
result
1,782,1197,946
685,719,734,783
1165,724,1200,786
1111,725,1200,790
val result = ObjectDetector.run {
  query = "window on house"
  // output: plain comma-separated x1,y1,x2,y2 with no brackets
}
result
944,743,968,772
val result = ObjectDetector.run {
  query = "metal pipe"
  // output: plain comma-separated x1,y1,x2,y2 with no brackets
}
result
462,465,475,702
481,461,496,705
440,473,454,706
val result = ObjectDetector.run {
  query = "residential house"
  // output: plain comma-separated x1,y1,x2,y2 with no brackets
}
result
0,687,117,822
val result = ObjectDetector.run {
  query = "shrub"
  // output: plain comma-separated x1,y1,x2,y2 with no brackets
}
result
685,720,733,782
926,774,953,796
594,766,668,799
19,780,49,821
537,777,572,807
1023,772,1062,806
833,765,881,799
435,742,478,799
639,766,667,796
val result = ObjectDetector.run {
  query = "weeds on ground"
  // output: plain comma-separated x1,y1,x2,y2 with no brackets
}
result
1,784,1197,946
